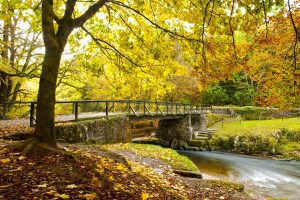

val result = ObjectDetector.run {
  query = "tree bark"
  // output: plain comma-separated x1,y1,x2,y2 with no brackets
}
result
34,47,63,147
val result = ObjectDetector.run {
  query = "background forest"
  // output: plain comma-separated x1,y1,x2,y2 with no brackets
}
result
1,0,300,109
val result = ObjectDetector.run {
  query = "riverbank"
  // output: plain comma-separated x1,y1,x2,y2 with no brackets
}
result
0,140,251,199
188,117,300,161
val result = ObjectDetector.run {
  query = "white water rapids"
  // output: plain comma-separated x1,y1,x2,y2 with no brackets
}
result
179,151,300,200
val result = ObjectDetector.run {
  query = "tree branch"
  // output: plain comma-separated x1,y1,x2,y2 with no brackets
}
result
229,0,237,63
62,0,77,20
288,0,300,73
81,26,143,68
112,1,200,42
73,0,108,27
42,0,58,48
262,0,268,42
201,0,214,65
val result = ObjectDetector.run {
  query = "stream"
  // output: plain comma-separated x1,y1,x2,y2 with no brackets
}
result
179,151,300,200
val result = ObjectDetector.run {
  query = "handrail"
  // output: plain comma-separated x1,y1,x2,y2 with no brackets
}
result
0,99,210,106
0,100,212,127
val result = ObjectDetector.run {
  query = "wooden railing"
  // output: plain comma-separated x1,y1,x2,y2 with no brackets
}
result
0,100,212,127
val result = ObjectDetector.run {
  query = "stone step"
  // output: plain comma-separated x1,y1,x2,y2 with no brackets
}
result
194,136,210,140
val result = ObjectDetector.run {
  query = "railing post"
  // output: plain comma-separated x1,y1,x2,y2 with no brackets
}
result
156,102,158,114
166,103,168,114
175,104,177,114
128,101,131,114
75,102,78,121
143,101,146,114
30,102,35,127
106,101,109,116
72,102,75,114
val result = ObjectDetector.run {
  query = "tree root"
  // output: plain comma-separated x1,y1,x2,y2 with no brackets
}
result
10,138,79,162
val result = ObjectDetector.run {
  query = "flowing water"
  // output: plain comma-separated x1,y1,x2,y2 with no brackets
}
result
179,151,300,200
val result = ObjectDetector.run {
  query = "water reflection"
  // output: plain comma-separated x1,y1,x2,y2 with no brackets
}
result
179,151,300,200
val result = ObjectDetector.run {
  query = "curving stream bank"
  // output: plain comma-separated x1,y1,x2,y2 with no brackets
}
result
179,151,300,200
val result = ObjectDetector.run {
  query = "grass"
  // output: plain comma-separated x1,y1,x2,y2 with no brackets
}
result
208,117,300,160
207,179,244,191
212,117,300,137
104,143,198,172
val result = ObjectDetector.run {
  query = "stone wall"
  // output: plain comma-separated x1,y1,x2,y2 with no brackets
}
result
55,116,130,144
156,116,190,142
191,114,207,131
156,115,207,143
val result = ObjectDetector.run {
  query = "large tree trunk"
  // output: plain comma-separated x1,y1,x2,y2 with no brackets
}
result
28,0,107,151
34,47,63,148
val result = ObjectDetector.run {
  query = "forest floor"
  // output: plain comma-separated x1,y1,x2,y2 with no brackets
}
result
0,138,252,200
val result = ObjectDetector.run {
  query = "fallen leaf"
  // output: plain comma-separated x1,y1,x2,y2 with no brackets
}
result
0,158,10,164
141,192,150,200
18,156,26,160
66,184,77,189
9,166,22,172
0,184,13,189
116,164,125,171
57,193,70,199
37,183,48,188
84,193,97,200
108,176,114,181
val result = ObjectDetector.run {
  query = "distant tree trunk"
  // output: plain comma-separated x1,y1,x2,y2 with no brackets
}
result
0,17,11,103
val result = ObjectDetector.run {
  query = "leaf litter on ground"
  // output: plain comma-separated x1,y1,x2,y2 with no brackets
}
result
0,141,252,200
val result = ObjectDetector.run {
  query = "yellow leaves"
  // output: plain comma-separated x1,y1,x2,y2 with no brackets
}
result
66,184,77,189
0,184,13,189
141,192,150,200
9,166,23,172
37,183,48,188
57,193,70,199
108,175,114,181
27,162,35,165
116,163,125,171
96,163,102,168
113,183,124,191
91,176,102,187
95,163,104,174
0,158,10,163
84,193,97,200
18,156,26,160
